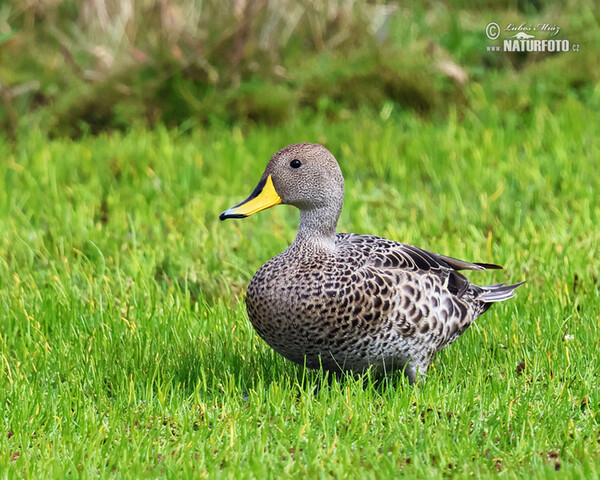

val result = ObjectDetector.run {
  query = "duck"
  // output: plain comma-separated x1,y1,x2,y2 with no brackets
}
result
220,143,524,383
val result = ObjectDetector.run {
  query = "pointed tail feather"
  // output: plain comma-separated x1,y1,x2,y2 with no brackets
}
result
479,281,526,303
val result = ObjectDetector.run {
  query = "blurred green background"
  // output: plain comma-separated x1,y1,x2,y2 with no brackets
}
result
1,0,598,138
2,2,600,477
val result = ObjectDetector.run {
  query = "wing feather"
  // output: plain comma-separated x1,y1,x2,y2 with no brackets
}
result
337,233,502,298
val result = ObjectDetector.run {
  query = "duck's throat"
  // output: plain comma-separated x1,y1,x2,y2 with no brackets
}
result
294,204,340,247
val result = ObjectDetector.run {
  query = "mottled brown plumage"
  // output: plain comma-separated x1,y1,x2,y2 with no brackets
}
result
220,143,524,383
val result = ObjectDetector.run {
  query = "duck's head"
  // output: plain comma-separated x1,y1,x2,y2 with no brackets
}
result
219,143,344,222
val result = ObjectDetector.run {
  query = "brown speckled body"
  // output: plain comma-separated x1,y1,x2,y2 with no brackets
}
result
247,234,501,382
221,143,524,383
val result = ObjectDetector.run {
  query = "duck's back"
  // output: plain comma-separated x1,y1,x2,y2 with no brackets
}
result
246,233,516,382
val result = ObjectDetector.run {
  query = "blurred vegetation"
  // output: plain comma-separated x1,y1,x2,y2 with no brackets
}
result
0,0,599,137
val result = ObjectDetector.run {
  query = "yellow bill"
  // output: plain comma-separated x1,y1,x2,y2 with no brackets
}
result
220,175,282,220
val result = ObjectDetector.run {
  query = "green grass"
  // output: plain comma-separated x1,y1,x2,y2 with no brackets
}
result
1,97,599,478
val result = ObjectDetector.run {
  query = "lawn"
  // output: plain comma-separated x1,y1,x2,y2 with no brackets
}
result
1,96,599,478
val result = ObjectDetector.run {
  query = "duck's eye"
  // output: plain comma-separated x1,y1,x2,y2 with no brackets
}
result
290,159,302,169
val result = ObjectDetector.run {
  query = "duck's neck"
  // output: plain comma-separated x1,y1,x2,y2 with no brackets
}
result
293,204,340,250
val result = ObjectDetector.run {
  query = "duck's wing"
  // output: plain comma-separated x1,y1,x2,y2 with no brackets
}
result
433,253,502,272
337,234,502,298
